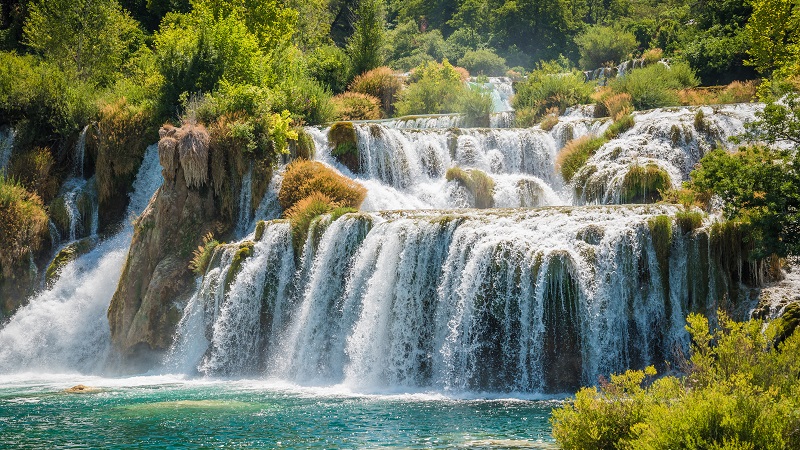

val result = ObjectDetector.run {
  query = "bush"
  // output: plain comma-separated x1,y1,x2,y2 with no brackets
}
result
446,167,495,208
688,145,800,258
0,175,48,277
513,60,594,123
557,135,607,183
349,66,403,115
575,25,638,70
458,49,508,76
8,146,58,203
394,60,469,116
460,84,494,127
278,159,366,212
552,312,800,450
331,92,382,121
286,192,336,251
611,61,699,110
620,163,671,203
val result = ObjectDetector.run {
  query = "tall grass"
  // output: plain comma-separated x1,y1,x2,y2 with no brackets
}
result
278,159,366,212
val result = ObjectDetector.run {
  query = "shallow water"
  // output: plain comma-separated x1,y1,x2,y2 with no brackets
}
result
0,376,558,449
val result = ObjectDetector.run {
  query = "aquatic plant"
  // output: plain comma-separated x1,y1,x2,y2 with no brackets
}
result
620,164,671,203
557,135,607,183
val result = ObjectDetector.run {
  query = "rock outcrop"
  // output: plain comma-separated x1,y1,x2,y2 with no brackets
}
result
107,123,230,366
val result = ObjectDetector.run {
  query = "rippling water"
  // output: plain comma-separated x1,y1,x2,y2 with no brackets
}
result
0,376,558,449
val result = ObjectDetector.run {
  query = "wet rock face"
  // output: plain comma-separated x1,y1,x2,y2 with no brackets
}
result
107,125,223,362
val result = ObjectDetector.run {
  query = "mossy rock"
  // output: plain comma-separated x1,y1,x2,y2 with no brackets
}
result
772,303,800,347
576,225,605,245
620,164,671,204
328,122,359,173
446,167,495,209
224,241,255,289
648,215,673,291
254,220,266,241
675,210,704,234
45,238,95,286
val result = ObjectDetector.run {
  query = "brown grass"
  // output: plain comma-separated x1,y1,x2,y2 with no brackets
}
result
592,88,633,120
176,122,210,189
557,135,608,183
158,125,178,182
278,159,366,213
286,192,337,250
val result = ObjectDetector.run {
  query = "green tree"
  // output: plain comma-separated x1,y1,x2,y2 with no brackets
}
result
23,0,143,85
575,25,638,69
746,0,800,77
347,0,386,76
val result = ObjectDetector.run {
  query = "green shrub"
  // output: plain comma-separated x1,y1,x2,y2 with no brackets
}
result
603,114,635,139
552,312,800,450
278,159,366,212
349,66,403,115
446,167,495,208
395,60,467,116
611,61,699,110
328,122,360,172
557,135,607,183
513,60,594,122
307,44,351,94
458,49,508,76
620,164,671,203
460,84,494,127
331,92,382,121
575,25,638,69
0,175,48,277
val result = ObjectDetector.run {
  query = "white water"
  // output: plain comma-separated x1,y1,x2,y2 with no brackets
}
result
468,77,515,112
74,124,90,178
0,145,162,374
169,205,739,392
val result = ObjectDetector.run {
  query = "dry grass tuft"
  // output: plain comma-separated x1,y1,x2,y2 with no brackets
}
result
331,92,382,121
278,159,366,213
176,122,210,189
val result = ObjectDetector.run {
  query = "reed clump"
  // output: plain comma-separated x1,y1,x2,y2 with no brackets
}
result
621,164,671,203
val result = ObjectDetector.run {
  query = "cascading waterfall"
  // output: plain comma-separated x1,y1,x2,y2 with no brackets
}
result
170,205,740,393
235,163,254,238
468,77,515,112
0,144,163,373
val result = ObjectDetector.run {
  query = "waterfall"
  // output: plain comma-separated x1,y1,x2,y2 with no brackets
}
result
74,124,90,178
0,127,14,173
236,163,254,238
468,77,515,112
165,205,740,393
0,145,163,374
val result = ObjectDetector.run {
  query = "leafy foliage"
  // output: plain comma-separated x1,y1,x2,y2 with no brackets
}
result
0,175,48,278
513,60,594,124
575,25,637,70
457,49,507,76
347,0,386,76
394,60,491,117
610,61,699,110
552,312,800,449
688,146,800,258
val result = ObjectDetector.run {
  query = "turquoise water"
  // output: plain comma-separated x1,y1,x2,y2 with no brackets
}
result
0,376,558,449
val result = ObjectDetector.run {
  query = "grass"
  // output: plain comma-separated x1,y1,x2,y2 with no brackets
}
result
286,192,337,252
446,167,495,208
0,175,48,278
603,114,635,139
557,135,608,183
620,164,671,203
278,159,366,212
676,210,704,233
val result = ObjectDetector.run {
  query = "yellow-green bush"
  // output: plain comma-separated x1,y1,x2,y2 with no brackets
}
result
557,135,607,183
349,66,403,115
0,176,48,277
278,159,366,212
331,92,382,121
446,166,495,208
552,312,800,450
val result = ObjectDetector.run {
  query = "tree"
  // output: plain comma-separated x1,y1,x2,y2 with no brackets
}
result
746,0,800,77
23,0,143,85
575,24,638,69
347,0,386,76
